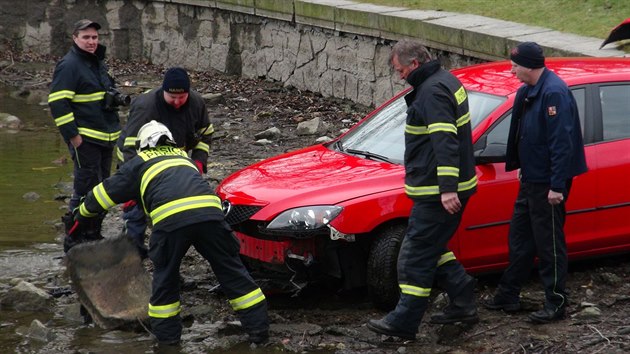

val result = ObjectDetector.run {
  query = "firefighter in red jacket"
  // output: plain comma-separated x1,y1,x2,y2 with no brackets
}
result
74,121,269,345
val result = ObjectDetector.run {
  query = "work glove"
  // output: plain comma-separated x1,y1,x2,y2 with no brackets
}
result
122,199,137,212
194,160,205,174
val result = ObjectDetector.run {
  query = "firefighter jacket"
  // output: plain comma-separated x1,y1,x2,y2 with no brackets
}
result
403,60,477,201
505,68,587,192
48,44,120,146
116,88,213,170
79,145,223,232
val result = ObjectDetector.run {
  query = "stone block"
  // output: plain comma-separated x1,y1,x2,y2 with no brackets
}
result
295,0,356,31
216,0,255,15
335,3,404,38
255,0,294,22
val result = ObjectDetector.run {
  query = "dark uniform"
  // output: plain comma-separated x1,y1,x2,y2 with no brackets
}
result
115,88,213,252
48,43,121,211
496,68,587,315
382,60,478,334
77,145,268,343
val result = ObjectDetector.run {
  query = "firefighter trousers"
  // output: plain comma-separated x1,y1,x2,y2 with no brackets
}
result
384,199,474,332
496,181,571,312
148,220,268,343
68,141,113,210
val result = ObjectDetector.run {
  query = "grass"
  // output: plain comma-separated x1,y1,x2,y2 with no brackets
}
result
355,0,629,39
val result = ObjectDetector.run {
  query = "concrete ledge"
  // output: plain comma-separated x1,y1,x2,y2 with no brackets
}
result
216,0,255,14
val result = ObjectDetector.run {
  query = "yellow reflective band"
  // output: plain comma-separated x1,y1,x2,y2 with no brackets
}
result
437,166,459,177
454,86,467,105
79,203,98,217
148,301,181,319
140,159,198,199
150,195,222,225
405,175,478,197
457,112,471,127
194,141,210,153
405,124,428,135
200,124,214,136
229,288,266,311
48,90,75,103
405,184,440,196
115,146,124,162
428,122,457,134
400,284,431,297
72,92,105,103
93,183,116,210
437,251,456,267
124,136,137,147
77,127,120,142
54,112,74,126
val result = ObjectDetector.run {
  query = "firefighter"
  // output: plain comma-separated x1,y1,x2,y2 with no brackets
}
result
48,19,122,251
74,121,269,345
116,67,213,258
367,40,478,340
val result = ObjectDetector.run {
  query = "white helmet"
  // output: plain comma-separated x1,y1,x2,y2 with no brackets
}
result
136,120,175,151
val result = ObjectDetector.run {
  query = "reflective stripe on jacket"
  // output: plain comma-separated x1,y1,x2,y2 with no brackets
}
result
48,44,120,146
403,60,477,201
80,145,223,232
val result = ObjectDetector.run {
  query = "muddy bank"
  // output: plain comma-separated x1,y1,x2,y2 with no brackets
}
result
1,50,630,353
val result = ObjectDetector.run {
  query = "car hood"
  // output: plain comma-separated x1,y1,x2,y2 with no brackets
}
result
217,144,405,219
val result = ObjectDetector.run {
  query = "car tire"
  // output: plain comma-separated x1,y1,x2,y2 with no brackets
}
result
367,223,405,311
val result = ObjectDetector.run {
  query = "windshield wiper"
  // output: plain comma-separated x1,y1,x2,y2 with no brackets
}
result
345,148,391,163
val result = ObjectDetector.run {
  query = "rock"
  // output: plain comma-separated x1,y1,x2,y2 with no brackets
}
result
202,92,225,105
25,89,49,105
22,191,40,202
315,136,333,143
254,127,281,140
574,306,602,321
296,117,321,135
27,319,56,342
253,139,273,146
1,280,52,312
0,113,23,130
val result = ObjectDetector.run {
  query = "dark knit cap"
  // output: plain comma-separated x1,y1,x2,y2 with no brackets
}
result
162,67,190,94
510,42,545,69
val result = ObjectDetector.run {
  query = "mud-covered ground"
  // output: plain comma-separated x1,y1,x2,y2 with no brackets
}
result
2,49,630,353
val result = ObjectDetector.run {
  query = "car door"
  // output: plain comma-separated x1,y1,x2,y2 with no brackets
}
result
582,83,630,254
455,86,596,273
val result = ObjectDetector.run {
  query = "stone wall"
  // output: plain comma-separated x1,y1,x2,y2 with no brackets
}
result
0,0,622,106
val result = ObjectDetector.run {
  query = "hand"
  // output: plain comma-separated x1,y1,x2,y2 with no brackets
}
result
548,190,564,205
69,134,82,148
441,192,461,214
194,160,205,174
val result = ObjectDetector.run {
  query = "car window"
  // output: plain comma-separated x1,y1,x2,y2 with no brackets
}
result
338,91,504,165
479,87,587,152
600,84,630,141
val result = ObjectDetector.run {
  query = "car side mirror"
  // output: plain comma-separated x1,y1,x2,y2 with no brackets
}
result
474,142,507,165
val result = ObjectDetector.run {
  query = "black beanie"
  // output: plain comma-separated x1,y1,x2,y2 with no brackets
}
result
162,67,190,93
510,42,545,69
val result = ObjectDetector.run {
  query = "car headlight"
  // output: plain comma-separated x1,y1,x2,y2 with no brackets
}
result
266,206,343,231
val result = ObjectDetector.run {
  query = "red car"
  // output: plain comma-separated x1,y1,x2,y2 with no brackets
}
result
216,58,630,310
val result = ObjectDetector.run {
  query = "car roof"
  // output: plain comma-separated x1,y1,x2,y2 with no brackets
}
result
453,57,630,97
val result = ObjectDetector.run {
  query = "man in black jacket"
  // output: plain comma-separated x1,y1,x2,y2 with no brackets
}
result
116,67,213,257
75,121,268,345
48,19,121,250
367,40,478,340
483,42,587,324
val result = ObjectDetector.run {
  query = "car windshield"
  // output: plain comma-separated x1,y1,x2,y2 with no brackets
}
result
335,91,505,164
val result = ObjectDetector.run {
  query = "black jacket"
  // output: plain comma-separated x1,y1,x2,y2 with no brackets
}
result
403,60,477,201
48,44,120,146
116,88,213,170
79,145,223,232
505,68,587,191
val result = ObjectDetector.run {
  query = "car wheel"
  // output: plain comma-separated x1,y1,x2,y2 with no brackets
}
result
367,223,405,311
